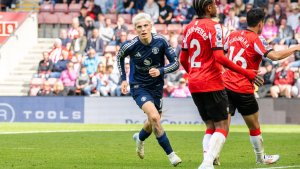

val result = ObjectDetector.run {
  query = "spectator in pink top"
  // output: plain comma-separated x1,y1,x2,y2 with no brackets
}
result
262,17,278,44
170,78,191,98
60,62,78,96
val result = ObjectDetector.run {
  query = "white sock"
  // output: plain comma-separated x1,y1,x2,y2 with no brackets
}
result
202,133,212,159
250,135,264,162
203,131,226,165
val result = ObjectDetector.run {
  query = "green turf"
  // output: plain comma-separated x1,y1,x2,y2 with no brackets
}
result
0,124,299,169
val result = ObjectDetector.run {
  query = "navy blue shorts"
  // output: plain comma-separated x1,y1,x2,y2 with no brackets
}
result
131,86,163,113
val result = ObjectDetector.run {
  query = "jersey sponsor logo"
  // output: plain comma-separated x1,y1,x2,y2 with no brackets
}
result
143,58,152,66
134,52,142,58
152,47,159,54
141,96,147,102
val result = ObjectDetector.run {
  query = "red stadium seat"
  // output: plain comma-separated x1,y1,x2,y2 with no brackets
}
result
30,78,44,88
167,24,182,34
54,3,68,13
154,24,167,35
70,12,80,18
39,4,54,13
69,3,81,13
58,13,73,25
42,12,59,24
105,14,118,24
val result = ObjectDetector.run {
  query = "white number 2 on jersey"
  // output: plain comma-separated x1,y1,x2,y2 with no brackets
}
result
190,39,201,68
228,46,247,69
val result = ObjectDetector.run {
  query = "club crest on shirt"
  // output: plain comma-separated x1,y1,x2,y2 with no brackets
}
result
143,58,152,66
141,96,147,102
152,47,159,54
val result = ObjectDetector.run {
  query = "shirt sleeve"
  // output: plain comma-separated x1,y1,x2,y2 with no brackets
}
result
117,42,129,81
254,36,273,58
159,38,179,75
209,23,224,50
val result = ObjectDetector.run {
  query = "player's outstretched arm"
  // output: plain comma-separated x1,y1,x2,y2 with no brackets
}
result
267,45,300,61
214,50,257,80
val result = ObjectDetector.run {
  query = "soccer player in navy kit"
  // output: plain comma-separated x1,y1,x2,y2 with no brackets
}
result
117,13,182,166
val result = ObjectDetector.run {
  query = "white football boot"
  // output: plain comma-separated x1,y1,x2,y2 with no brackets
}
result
257,154,280,164
167,152,182,167
133,133,144,159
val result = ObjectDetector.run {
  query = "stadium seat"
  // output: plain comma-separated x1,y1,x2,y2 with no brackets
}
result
70,12,80,18
39,4,54,13
54,3,69,13
118,14,132,24
69,3,81,13
105,14,118,24
47,78,58,87
30,78,45,88
58,13,73,27
167,24,182,34
39,12,60,38
154,24,168,35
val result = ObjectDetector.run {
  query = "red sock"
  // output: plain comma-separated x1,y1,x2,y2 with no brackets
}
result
215,128,228,138
250,128,261,136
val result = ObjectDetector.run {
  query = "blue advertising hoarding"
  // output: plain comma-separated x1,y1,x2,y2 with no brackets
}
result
0,97,84,123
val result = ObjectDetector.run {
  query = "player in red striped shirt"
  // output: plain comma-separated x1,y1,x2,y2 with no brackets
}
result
180,0,262,168
223,8,300,165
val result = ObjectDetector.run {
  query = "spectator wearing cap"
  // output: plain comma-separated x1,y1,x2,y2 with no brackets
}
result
170,78,191,98
270,61,295,98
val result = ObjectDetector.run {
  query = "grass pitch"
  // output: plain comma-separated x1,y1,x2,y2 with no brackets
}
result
0,124,299,169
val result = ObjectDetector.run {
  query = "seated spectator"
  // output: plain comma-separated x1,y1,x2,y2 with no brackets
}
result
172,0,188,24
60,62,78,96
72,53,83,73
76,66,91,96
257,62,276,98
270,3,287,27
39,0,55,5
163,81,175,97
71,27,87,55
105,0,123,14
270,61,295,98
78,6,89,28
262,17,278,44
157,0,173,24
99,18,115,45
68,17,80,40
218,0,231,16
85,0,102,20
37,81,54,96
59,29,71,47
35,52,53,79
170,78,191,98
167,0,179,10
233,0,245,16
86,28,104,56
94,13,106,29
224,8,239,33
114,16,128,44
98,65,119,96
275,18,297,45
287,4,300,31
116,31,128,51
238,3,253,30
184,2,196,24
49,39,63,64
93,62,106,95
82,16,95,38
294,16,300,44
53,81,64,96
82,48,101,77
144,0,159,23
121,0,136,14
135,0,147,13
50,50,70,78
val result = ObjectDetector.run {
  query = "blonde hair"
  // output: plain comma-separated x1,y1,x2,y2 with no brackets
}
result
132,13,153,27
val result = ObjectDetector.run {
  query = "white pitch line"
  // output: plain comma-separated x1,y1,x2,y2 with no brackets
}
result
254,165,300,169
0,129,138,135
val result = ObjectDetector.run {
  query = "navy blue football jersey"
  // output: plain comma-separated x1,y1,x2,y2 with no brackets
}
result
117,33,179,89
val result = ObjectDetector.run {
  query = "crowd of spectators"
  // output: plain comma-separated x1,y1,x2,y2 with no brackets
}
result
30,0,300,98
0,0,18,11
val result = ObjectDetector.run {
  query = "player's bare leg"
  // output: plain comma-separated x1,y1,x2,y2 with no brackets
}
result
243,112,280,164
199,120,228,169
142,101,181,166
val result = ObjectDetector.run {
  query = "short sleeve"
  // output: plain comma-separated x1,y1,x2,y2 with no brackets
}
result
254,36,273,57
210,23,224,50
